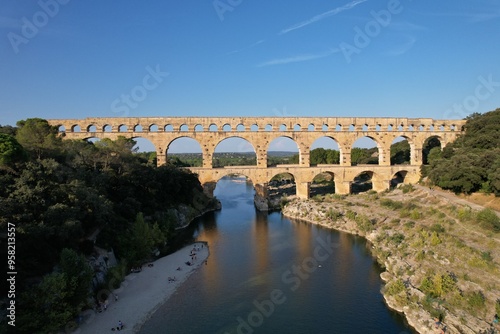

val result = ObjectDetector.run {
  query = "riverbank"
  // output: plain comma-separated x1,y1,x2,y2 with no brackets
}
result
281,186,500,334
73,242,209,334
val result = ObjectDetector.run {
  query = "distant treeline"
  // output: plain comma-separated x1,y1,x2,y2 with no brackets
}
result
0,118,212,333
168,142,413,167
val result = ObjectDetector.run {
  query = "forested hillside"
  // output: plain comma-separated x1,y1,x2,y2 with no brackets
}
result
0,118,213,333
425,108,500,195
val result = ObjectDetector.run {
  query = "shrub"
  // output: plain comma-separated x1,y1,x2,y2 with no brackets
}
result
457,207,473,221
386,279,406,296
280,196,289,209
326,208,343,221
466,291,485,311
481,251,493,262
400,209,410,218
380,198,404,210
345,210,357,220
410,209,422,220
355,214,373,233
404,221,415,229
330,194,345,200
430,223,445,233
415,250,425,261
476,208,500,232
420,276,434,295
401,184,415,193
312,195,323,202
106,261,128,289
430,232,442,246
420,273,457,297
389,233,405,245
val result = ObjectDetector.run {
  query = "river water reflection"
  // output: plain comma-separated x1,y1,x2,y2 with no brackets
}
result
139,176,414,334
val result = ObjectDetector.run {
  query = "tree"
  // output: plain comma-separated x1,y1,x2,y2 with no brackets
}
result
489,156,500,196
0,133,26,166
351,147,378,165
326,149,340,164
426,147,442,165
310,148,340,165
117,212,156,264
16,118,61,159
0,124,17,136
59,248,93,309
429,155,484,194
423,137,441,164
390,140,410,165
18,273,73,333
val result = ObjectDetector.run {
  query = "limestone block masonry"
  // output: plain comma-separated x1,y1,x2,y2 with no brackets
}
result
48,117,465,209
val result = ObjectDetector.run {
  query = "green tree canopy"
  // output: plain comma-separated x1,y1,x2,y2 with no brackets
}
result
15,118,61,159
390,140,410,165
0,133,26,166
310,148,340,165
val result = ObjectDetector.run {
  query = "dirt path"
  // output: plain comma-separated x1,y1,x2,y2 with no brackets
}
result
414,184,500,217
413,184,500,245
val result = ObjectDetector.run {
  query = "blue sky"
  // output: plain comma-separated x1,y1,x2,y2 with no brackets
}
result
1,0,500,152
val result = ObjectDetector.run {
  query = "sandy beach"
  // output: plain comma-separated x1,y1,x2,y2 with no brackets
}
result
72,242,209,334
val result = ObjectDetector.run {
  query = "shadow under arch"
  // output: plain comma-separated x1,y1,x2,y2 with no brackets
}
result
351,171,374,194
268,172,296,208
390,171,408,188
310,171,336,197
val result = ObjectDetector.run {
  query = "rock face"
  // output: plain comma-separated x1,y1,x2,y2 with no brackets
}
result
254,195,269,211
173,199,221,229
281,190,500,334
88,247,118,289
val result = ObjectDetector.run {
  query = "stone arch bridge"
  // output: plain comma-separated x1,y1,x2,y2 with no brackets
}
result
48,117,465,210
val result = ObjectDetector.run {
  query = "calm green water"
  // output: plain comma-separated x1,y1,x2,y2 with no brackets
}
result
139,176,414,334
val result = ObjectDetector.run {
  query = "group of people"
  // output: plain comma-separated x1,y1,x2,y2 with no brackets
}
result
190,246,200,262
172,243,205,280
111,320,124,331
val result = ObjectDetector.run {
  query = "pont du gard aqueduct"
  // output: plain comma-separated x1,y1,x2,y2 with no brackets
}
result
48,117,466,210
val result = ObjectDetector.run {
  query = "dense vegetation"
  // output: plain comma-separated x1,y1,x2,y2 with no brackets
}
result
0,118,212,333
425,108,500,195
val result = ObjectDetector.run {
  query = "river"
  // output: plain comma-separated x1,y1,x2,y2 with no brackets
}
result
139,176,414,334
